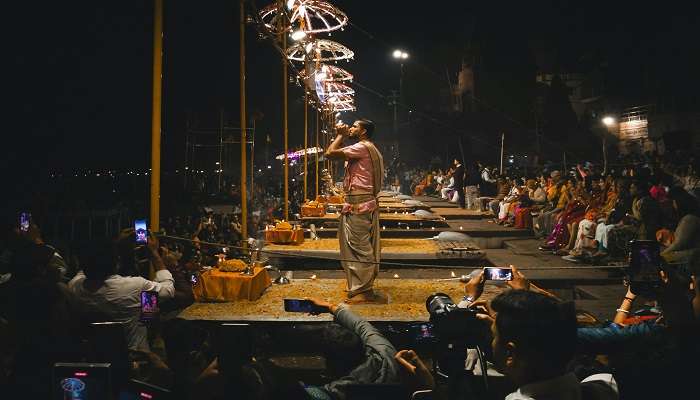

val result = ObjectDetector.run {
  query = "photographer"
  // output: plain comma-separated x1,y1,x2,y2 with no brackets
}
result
397,270,619,400
304,298,401,400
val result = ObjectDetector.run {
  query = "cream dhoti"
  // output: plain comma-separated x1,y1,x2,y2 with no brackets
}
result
339,193,380,297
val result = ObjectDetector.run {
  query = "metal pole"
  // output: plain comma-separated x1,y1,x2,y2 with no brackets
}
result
315,108,319,197
280,0,289,221
303,92,308,201
500,132,505,175
239,0,248,242
218,108,224,192
149,0,163,233
251,119,255,204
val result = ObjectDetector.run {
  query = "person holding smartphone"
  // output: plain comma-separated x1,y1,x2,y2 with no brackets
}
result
68,232,175,351
301,298,401,400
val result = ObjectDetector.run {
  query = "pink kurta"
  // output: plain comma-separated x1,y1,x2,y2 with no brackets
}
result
341,142,374,193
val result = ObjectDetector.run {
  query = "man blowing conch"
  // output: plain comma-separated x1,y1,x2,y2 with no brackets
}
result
325,119,386,304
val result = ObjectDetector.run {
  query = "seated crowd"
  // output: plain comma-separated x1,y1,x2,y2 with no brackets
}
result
406,156,700,266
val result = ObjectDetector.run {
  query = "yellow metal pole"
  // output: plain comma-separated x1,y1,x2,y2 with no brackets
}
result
315,108,319,197
279,1,289,221
303,92,308,201
239,0,248,243
150,0,163,233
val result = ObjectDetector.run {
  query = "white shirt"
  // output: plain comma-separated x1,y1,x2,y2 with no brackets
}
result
506,373,618,400
68,270,175,350
482,169,496,183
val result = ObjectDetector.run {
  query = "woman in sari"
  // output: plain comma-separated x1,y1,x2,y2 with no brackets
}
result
513,179,546,229
539,179,587,252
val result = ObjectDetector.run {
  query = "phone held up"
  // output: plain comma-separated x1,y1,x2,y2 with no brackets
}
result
19,212,31,232
140,291,158,322
134,219,148,244
627,240,663,298
483,266,513,281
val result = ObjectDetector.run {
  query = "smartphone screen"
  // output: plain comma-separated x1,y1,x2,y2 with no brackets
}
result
283,299,319,313
189,273,199,286
409,322,436,343
629,240,661,282
53,362,111,400
140,291,158,322
134,220,148,244
484,267,513,281
20,212,31,232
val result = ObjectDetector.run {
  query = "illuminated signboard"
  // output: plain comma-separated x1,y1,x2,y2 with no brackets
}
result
619,118,648,140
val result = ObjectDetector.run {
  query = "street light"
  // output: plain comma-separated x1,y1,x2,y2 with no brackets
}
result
600,116,616,175
390,49,409,156
392,49,408,59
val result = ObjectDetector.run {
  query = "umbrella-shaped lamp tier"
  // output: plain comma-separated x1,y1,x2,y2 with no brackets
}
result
300,64,353,82
260,0,348,35
324,81,354,96
288,39,354,62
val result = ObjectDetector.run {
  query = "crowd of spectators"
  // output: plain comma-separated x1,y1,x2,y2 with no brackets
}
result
402,154,700,266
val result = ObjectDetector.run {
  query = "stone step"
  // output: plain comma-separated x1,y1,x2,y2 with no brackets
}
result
502,239,543,255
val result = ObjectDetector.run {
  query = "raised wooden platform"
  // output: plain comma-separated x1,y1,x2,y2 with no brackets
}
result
262,238,485,269
299,213,450,229
178,277,502,322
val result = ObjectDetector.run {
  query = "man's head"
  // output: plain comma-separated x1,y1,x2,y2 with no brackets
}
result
319,323,364,378
81,239,118,281
488,290,576,386
349,119,375,140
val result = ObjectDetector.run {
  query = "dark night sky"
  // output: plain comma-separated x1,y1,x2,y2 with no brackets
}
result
5,1,700,184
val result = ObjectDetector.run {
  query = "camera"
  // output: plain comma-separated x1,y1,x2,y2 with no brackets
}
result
426,293,484,343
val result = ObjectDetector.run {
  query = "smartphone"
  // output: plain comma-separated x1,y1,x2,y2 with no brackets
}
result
284,299,321,313
483,267,513,281
189,273,199,286
53,362,111,400
139,291,158,322
19,212,31,232
407,322,437,344
217,323,253,371
628,240,662,297
134,219,148,244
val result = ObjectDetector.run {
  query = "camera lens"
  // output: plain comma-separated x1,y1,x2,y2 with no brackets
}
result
426,293,455,316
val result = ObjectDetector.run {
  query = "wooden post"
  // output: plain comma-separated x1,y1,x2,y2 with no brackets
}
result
239,0,248,242
280,0,289,221
149,0,163,232
303,92,308,201
315,108,319,197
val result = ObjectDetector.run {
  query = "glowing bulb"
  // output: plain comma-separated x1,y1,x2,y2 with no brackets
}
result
286,0,295,10
451,271,456,278
310,274,317,279
602,116,615,126
291,30,306,41
401,52,409,59
392,49,402,58
393,273,400,279
459,226,463,230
